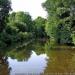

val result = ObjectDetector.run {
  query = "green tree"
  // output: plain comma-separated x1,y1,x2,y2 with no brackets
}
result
1,11,34,47
0,0,11,32
8,12,33,32
34,17,47,38
43,0,75,44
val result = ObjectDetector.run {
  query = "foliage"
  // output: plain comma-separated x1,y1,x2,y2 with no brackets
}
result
43,0,75,44
8,12,33,32
33,17,47,38
1,0,75,49
0,0,11,32
0,11,35,48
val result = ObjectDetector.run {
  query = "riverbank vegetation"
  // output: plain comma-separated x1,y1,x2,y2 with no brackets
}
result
0,0,75,49
43,0,75,46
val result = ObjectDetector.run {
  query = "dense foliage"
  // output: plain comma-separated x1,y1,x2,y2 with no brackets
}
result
1,0,75,49
33,17,47,38
0,12,34,48
0,0,11,32
43,0,75,45
0,11,47,49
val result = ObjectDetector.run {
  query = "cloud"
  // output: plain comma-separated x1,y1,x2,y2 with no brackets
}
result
11,0,47,19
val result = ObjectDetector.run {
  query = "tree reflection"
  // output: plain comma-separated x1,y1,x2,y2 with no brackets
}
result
7,47,32,61
7,40,47,62
32,40,46,55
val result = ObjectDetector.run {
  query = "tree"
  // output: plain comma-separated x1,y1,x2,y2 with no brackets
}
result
34,17,47,38
0,0,11,32
8,12,33,32
0,11,34,47
43,0,75,44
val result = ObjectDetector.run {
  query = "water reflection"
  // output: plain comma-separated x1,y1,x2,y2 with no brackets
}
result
8,51,48,75
7,48,32,61
0,40,75,75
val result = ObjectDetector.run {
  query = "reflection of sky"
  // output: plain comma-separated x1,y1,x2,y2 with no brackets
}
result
8,51,48,75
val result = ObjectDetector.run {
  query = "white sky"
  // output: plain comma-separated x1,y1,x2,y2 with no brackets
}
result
11,0,47,19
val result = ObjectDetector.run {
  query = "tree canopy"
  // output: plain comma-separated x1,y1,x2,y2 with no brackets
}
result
33,17,47,38
43,0,75,44
8,12,33,32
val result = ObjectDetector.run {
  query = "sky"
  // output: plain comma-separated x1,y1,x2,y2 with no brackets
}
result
11,0,47,19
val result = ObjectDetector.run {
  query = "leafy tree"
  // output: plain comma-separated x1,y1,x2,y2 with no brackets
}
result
8,12,33,32
34,17,47,38
0,0,11,32
43,0,75,44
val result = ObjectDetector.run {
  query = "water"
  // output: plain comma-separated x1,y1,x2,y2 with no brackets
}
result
8,51,48,75
0,40,75,75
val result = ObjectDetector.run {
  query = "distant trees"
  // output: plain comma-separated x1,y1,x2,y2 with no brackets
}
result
33,17,47,38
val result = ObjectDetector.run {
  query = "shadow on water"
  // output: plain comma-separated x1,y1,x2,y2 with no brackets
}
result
0,40,75,75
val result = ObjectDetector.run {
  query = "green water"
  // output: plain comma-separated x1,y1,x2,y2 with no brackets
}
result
0,40,75,75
